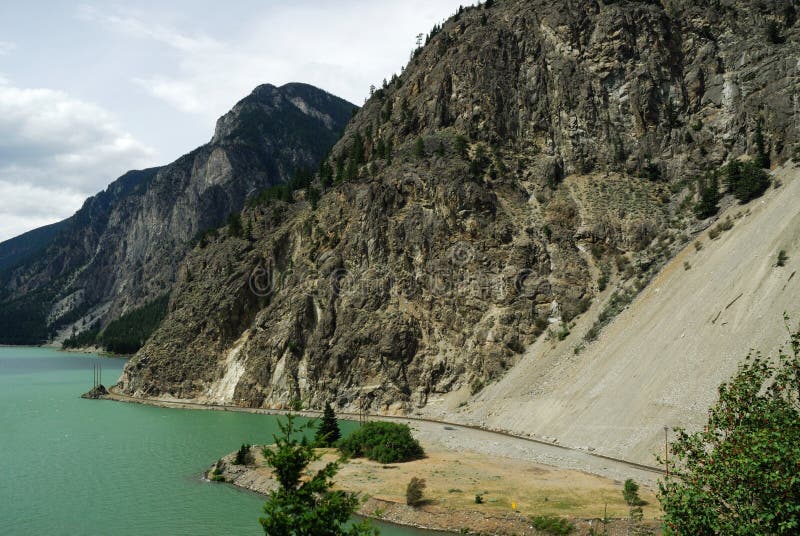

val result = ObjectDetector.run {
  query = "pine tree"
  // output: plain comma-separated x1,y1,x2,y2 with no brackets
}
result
414,137,426,159
694,173,720,219
259,415,376,535
315,402,341,447
227,213,243,238
754,122,771,169
376,137,386,160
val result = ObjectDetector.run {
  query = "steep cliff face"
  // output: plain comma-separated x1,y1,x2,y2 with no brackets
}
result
121,0,799,415
0,83,356,345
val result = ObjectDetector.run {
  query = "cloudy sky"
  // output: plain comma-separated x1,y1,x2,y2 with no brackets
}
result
0,0,472,242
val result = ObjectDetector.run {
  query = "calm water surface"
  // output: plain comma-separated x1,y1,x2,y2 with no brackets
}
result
0,346,439,535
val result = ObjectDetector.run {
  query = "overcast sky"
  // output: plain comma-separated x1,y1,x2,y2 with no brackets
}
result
0,1,473,242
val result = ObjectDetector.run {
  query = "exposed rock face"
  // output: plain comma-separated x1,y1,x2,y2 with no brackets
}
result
122,0,799,414
0,83,356,345
81,384,109,400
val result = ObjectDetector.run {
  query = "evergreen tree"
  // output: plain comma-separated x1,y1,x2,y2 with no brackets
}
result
754,122,771,169
308,187,320,211
694,173,720,219
335,157,345,184
227,213,244,238
319,161,334,188
385,138,394,165
344,157,359,182
414,137,426,159
725,160,770,204
260,415,377,536
376,138,386,160
315,402,342,447
454,135,469,158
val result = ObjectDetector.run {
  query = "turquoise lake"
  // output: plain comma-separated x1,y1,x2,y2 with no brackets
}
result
0,346,437,535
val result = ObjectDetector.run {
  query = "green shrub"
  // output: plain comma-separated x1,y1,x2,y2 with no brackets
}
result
233,443,255,466
623,478,646,506
530,515,574,535
725,160,770,204
338,421,424,463
777,250,789,267
406,477,426,506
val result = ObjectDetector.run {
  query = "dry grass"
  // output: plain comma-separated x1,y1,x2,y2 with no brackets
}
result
247,445,661,520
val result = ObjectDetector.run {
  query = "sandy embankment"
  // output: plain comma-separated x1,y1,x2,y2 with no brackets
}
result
209,440,662,535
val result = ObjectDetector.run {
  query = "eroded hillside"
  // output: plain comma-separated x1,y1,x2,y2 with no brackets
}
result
120,0,800,432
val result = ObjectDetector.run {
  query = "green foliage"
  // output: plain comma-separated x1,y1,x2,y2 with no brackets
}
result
315,402,342,447
63,294,169,354
777,249,789,267
414,137,426,159
766,20,786,44
233,444,255,466
227,213,243,238
454,135,469,158
405,477,426,506
307,187,320,211
623,479,645,507
658,321,800,535
725,160,770,204
754,122,771,169
248,167,318,209
338,421,424,463
259,415,377,536
530,515,575,535
694,173,720,219
469,144,490,179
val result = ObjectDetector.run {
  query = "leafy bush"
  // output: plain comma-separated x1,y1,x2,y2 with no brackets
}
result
658,320,800,534
777,250,789,267
530,515,574,535
406,477,426,506
338,421,424,463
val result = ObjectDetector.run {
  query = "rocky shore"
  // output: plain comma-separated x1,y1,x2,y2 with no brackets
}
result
207,443,663,535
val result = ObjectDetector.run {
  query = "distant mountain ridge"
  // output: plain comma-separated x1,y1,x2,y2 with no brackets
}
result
0,83,356,345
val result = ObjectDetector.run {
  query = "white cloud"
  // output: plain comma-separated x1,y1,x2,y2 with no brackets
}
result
0,80,154,241
0,41,16,55
76,5,221,54
82,1,473,121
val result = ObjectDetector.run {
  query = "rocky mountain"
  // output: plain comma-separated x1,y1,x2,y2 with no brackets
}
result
0,83,356,346
119,0,799,429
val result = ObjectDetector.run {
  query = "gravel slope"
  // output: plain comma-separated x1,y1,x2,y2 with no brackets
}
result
448,163,800,465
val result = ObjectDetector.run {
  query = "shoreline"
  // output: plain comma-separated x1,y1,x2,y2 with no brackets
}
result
104,386,664,482
207,444,663,535
102,387,666,535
